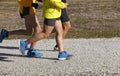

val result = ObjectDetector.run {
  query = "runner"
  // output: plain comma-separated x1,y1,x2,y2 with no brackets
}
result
0,0,42,57
54,0,71,50
19,0,72,60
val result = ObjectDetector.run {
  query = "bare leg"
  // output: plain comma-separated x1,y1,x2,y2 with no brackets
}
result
8,29,33,36
8,16,33,36
55,21,71,48
62,21,71,38
25,20,64,52
29,15,41,49
54,20,64,52
8,15,42,51
26,25,54,44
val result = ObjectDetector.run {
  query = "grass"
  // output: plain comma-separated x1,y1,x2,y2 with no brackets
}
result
0,0,120,39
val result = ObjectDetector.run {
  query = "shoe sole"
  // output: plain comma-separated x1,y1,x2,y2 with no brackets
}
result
58,55,73,60
18,40,25,56
58,58,66,60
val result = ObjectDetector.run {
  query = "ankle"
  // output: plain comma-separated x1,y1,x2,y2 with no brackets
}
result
55,45,58,48
29,49,33,52
59,51,64,53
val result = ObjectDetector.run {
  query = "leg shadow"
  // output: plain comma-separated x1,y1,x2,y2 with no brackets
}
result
24,56,58,60
0,53,58,61
0,53,21,57
0,45,58,61
40,57,58,60
0,45,19,50
0,56,14,62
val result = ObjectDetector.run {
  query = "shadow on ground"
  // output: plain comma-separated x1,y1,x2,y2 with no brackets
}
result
0,56,13,62
0,45,19,50
0,52,58,61
0,45,58,61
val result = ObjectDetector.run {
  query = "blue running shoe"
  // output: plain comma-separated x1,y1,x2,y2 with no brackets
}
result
0,29,8,43
63,51,73,57
27,49,43,57
19,40,27,56
58,51,72,60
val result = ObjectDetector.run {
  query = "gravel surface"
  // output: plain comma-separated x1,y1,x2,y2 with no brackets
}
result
0,38,120,76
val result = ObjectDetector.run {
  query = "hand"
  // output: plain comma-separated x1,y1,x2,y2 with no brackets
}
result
32,3,39,9
64,3,68,8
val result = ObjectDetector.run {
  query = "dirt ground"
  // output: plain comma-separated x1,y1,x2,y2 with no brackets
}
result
0,38,120,76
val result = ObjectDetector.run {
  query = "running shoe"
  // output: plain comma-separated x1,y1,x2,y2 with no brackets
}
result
53,45,59,51
0,29,8,43
63,51,73,57
58,51,72,60
27,49,43,57
19,40,27,56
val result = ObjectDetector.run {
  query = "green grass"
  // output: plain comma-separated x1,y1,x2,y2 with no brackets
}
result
0,0,120,39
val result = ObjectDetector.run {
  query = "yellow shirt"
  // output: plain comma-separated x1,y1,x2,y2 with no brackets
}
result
42,0,65,19
17,0,36,15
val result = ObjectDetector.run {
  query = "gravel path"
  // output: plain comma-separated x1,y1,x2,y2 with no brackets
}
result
0,38,120,76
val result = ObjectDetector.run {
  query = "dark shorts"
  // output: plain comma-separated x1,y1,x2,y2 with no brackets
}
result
62,0,66,3
20,7,30,18
60,8,70,22
44,18,60,26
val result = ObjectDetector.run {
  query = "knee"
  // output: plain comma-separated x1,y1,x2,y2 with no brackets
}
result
66,23,71,30
43,34,49,39
67,25,71,30
45,34,50,38
63,22,71,30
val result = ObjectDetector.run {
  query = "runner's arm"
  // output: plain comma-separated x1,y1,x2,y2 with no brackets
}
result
50,0,65,9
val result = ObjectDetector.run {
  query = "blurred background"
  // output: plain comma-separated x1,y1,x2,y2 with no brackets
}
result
0,0,120,39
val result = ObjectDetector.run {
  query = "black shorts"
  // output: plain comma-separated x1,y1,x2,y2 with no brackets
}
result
44,18,60,26
20,7,30,18
62,0,66,3
60,8,70,22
